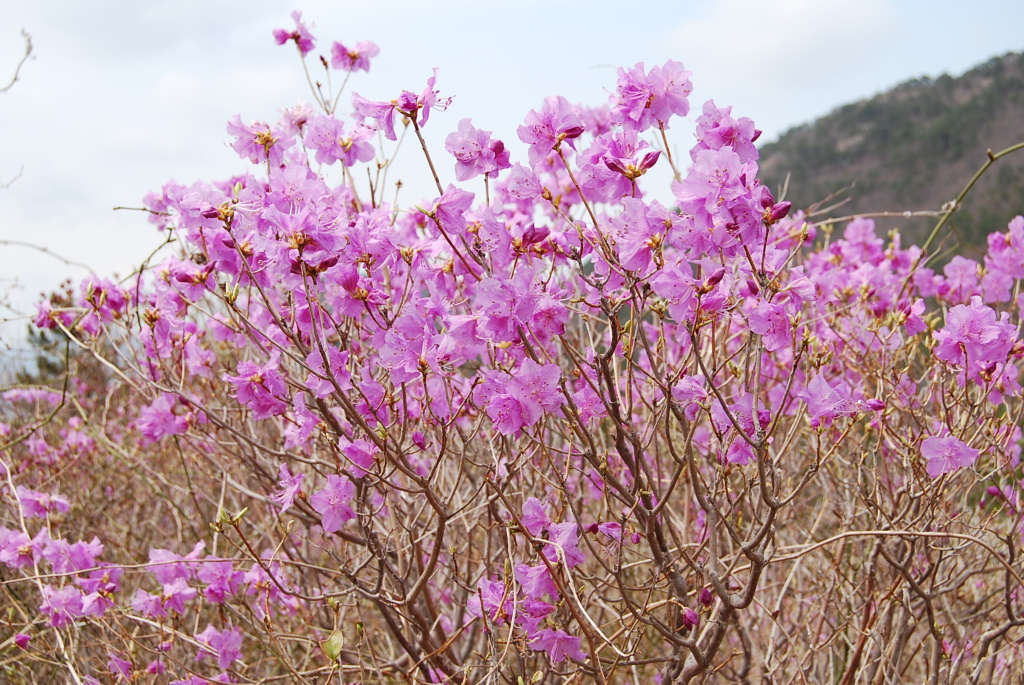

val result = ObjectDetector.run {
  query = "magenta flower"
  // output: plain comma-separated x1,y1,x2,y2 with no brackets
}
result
520,498,551,536
270,463,304,514
137,393,189,442
330,40,379,72
933,296,1015,367
224,358,289,420
16,486,70,519
517,95,585,166
530,627,587,664
748,301,792,352
800,373,855,428
353,69,451,141
226,115,292,168
515,563,559,600
921,435,979,478
272,11,315,56
195,624,243,670
304,115,375,167
611,60,692,132
445,118,511,181
108,652,132,680
310,474,357,532
197,558,244,604
39,585,84,627
466,578,513,624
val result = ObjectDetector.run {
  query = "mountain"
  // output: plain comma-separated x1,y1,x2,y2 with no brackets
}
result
757,52,1024,253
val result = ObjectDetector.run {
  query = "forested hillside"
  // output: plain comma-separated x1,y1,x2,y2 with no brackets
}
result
758,52,1024,251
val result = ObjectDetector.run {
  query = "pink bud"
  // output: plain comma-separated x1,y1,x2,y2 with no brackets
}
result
699,587,713,607
14,633,30,649
767,201,792,224
638,150,661,171
864,398,885,411
681,607,699,631
699,267,726,294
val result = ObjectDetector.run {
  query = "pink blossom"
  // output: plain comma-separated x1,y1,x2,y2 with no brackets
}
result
330,40,379,72
310,474,357,532
272,11,315,56
530,627,587,664
921,435,978,478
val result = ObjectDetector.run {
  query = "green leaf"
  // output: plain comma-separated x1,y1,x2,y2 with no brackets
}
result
320,629,344,661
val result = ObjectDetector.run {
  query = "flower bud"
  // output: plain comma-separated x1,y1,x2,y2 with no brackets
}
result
699,587,713,607
681,607,699,631
765,201,792,225
699,267,726,294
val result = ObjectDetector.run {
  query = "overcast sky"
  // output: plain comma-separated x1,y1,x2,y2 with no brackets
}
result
2,0,1023,353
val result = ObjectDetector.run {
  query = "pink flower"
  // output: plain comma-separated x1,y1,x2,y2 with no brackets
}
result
16,486,70,519
272,11,315,56
530,627,587,664
195,624,243,670
611,61,692,132
226,115,292,168
330,40,379,72
270,463,304,514
517,96,585,166
445,118,511,181
466,578,513,624
921,435,979,478
800,373,855,428
310,474,357,532
224,358,289,420
748,301,792,352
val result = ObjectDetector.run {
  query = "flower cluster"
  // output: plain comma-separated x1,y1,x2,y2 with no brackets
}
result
4,13,1024,685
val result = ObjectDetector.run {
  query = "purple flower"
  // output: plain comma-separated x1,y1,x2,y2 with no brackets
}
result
530,627,587,664
921,435,979,478
445,118,511,181
466,578,513,624
748,301,792,352
108,651,132,680
517,96,585,166
195,624,243,670
16,486,70,519
520,498,551,536
310,474,357,532
197,558,244,604
224,358,289,420
611,60,692,132
800,373,855,428
270,463,304,514
226,115,292,168
353,69,451,141
304,115,375,167
137,393,189,442
272,11,315,56
40,585,84,627
543,522,585,568
330,40,379,72
515,563,559,600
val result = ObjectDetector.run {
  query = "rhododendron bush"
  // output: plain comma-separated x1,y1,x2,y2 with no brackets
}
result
6,13,1024,685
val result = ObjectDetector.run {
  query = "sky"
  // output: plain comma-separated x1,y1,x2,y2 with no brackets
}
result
1,0,1023,355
